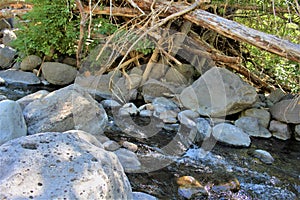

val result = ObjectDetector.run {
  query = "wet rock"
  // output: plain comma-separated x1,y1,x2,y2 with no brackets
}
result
178,110,199,128
235,117,271,138
0,45,17,69
180,67,257,117
295,124,300,141
270,98,300,124
119,103,138,116
42,62,77,85
0,100,27,145
100,99,121,109
212,123,251,147
23,85,108,135
20,55,42,71
195,118,212,142
103,140,121,151
252,149,274,164
0,70,41,85
114,148,141,172
17,90,49,110
269,120,291,140
2,29,17,45
241,108,271,128
132,192,157,200
0,131,132,199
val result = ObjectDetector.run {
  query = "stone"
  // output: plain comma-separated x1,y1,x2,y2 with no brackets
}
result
130,67,143,76
270,98,300,124
20,55,42,71
295,125,300,141
0,70,41,85
126,73,142,89
0,45,17,69
139,110,153,117
195,118,212,142
152,97,180,118
0,131,132,199
119,103,138,116
253,149,274,164
101,99,121,109
180,67,257,117
0,95,7,101
267,88,285,104
241,108,270,128
165,67,189,85
0,100,27,145
142,79,184,102
42,62,77,85
2,29,17,45
103,140,121,151
212,123,251,147
235,117,271,138
121,141,138,152
17,90,49,110
62,57,77,66
138,104,154,117
23,85,108,135
132,192,157,200
0,77,5,85
269,120,291,140
178,110,199,128
159,110,178,124
114,148,141,173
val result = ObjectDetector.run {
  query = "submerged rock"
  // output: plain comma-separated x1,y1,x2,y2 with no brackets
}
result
0,131,132,199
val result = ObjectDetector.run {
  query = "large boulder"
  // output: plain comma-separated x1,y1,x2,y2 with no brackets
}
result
20,55,42,71
270,98,300,124
0,70,41,85
42,62,77,85
17,90,49,110
23,85,108,135
0,100,27,145
212,123,251,147
0,131,132,199
0,45,17,69
180,67,257,117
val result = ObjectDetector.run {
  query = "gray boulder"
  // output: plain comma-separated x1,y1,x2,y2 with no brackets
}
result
0,100,27,145
235,116,271,138
241,108,270,128
23,85,108,135
180,67,257,117
20,55,42,71
0,131,132,199
0,95,7,101
0,45,17,69
270,98,300,124
178,110,199,128
212,123,251,147
17,90,49,110
42,62,77,85
269,120,291,140
0,70,41,85
114,148,141,173
195,118,212,142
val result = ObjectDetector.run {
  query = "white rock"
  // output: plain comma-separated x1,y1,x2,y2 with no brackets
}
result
212,123,251,147
253,149,274,164
103,140,121,151
119,103,138,116
0,100,27,145
122,141,138,152
0,131,132,199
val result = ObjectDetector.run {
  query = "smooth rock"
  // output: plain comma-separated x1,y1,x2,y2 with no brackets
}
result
103,140,121,151
212,123,251,147
235,116,271,138
17,90,49,110
0,131,132,199
253,149,274,164
0,45,17,69
101,99,121,109
159,110,178,124
20,55,42,71
0,70,41,85
133,192,157,200
241,108,270,128
152,97,180,118
269,120,291,140
23,85,108,135
180,67,257,117
270,98,300,124
139,110,153,117
0,95,7,101
2,29,17,45
165,67,189,85
178,110,199,128
267,88,285,104
295,124,300,141
138,104,154,117
114,148,141,173
195,118,212,142
42,62,77,85
121,141,138,152
0,100,27,145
